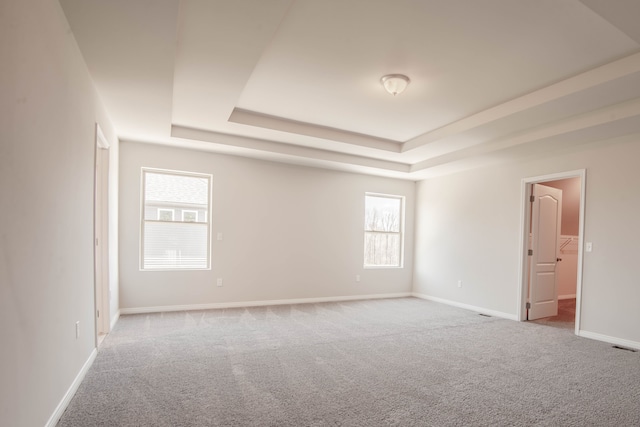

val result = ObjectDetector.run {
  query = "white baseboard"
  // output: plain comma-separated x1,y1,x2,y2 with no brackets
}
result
45,348,97,427
577,330,640,351
558,294,577,300
110,309,120,330
411,293,518,321
120,292,413,315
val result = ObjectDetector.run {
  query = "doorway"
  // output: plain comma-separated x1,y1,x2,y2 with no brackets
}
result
518,170,586,335
94,124,110,346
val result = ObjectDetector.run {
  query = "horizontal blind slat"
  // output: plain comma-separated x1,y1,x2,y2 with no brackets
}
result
143,222,208,269
142,169,211,270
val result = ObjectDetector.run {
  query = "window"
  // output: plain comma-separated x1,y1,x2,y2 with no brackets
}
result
157,209,174,221
364,193,404,267
182,210,198,222
141,169,211,270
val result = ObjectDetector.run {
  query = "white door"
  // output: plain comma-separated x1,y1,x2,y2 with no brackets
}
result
528,184,562,320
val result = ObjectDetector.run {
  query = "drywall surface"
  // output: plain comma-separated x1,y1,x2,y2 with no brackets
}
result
0,1,117,425
414,137,640,344
119,142,415,309
545,178,581,236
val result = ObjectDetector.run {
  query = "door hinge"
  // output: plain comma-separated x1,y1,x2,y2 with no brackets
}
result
526,302,531,309
95,237,99,246
97,310,100,318
530,195,535,203
528,249,533,256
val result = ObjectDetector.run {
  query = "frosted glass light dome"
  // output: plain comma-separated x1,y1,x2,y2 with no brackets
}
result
380,74,410,96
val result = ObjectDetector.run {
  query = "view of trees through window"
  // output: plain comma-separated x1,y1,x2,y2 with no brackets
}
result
364,194,403,267
141,169,211,270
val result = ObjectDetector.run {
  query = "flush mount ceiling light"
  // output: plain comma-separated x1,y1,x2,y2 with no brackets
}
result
380,74,410,96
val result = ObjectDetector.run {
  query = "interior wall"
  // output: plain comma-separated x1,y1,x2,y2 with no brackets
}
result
0,1,117,426
119,142,415,310
544,178,580,236
413,137,640,345
544,178,580,298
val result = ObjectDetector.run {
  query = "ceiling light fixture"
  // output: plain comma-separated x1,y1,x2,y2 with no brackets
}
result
380,74,410,96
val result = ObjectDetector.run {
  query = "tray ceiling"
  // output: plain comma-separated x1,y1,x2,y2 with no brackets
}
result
60,0,640,179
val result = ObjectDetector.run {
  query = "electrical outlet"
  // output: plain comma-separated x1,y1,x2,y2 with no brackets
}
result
217,232,223,241
457,280,462,288
75,321,80,339
217,278,223,287
356,275,361,282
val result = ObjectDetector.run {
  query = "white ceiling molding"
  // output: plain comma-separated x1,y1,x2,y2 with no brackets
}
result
402,51,640,152
60,0,640,179
411,97,640,172
171,125,411,173
228,109,402,152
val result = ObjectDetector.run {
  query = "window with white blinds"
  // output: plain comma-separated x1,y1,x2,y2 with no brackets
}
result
141,169,211,270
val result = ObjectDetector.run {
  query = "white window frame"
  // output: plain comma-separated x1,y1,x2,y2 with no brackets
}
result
181,209,198,222
140,168,212,271
364,192,405,269
157,208,174,221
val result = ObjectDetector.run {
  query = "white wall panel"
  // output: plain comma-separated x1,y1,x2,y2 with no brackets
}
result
0,1,118,425
414,137,640,344
119,142,415,309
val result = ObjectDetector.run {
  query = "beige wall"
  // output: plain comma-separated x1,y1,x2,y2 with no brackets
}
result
119,142,415,310
0,1,118,426
4,5,638,426
545,177,581,236
414,137,640,345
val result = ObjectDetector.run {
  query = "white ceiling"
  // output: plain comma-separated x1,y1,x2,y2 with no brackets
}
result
59,0,640,180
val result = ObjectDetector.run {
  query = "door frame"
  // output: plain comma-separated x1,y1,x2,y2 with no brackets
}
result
94,123,110,345
517,169,586,334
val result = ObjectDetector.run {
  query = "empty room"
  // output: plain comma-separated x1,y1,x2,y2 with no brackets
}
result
2,1,640,426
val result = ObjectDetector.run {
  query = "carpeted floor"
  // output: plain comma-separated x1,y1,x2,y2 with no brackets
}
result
530,298,576,330
58,298,640,426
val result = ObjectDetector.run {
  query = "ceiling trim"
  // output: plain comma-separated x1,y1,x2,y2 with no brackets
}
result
410,96,640,172
227,52,640,159
171,125,411,173
402,51,640,153
229,108,402,152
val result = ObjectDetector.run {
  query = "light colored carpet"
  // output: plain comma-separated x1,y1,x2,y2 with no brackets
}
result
58,298,640,426
531,298,576,330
